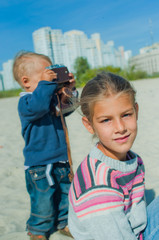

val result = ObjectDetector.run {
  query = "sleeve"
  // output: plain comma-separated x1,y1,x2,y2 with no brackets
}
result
69,184,138,240
18,81,57,122
81,210,138,240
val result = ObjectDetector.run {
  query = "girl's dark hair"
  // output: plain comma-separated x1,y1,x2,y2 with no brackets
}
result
80,72,136,122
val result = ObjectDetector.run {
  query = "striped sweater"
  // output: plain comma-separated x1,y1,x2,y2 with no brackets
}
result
68,146,147,240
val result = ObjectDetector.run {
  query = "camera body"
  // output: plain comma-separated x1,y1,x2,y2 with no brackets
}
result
46,64,70,86
46,64,79,116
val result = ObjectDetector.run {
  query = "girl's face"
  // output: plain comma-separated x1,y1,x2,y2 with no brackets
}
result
82,93,138,161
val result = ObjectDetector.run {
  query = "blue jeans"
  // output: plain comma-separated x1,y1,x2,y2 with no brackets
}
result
25,162,71,237
143,196,159,239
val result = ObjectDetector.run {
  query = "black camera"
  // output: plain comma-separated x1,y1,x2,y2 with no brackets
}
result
46,64,79,116
46,64,70,86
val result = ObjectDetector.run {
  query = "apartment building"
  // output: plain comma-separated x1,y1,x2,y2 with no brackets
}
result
1,60,19,91
1,27,132,91
32,27,54,63
32,27,131,72
129,43,159,75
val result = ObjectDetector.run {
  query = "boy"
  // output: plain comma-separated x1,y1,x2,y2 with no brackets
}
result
13,51,75,240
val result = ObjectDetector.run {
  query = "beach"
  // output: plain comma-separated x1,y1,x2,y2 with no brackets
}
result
0,78,159,240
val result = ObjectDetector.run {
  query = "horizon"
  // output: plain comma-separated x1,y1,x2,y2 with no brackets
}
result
0,0,159,71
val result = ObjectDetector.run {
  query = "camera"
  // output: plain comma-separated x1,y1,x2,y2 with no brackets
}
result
46,64,70,86
46,64,79,116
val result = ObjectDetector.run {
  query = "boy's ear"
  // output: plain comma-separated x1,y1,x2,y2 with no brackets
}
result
82,116,94,134
135,102,139,120
21,76,30,89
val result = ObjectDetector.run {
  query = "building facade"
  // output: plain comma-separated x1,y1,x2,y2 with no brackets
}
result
32,27,54,63
0,72,4,91
32,27,131,72
1,59,20,91
1,27,132,91
129,43,159,75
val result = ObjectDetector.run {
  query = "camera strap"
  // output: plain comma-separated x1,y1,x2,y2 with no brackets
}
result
56,94,74,182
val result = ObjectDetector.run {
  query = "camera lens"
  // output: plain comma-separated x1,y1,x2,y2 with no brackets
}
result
62,87,73,98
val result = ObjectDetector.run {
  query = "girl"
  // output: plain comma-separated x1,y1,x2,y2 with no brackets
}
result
68,72,159,240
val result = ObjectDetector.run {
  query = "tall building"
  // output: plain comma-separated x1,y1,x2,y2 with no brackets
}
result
102,41,116,67
91,33,103,66
32,27,54,63
33,27,131,72
129,43,159,75
85,38,98,68
64,30,88,70
51,29,65,64
1,27,132,91
0,72,4,91
124,50,132,66
2,59,19,90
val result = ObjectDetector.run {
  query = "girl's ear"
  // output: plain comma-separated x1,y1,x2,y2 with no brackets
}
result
135,102,139,120
82,116,94,134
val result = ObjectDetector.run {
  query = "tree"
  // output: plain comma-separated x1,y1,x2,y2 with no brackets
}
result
74,57,90,85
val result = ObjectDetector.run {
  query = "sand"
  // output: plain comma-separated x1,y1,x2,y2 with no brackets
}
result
0,78,159,239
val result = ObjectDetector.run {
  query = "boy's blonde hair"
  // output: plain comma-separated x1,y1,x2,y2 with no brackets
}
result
12,51,52,87
80,72,136,123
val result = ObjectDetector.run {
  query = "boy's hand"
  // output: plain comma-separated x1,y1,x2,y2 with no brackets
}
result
68,73,75,88
41,69,57,82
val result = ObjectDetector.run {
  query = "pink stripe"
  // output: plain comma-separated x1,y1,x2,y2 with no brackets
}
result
94,158,98,164
131,184,145,192
89,157,96,177
124,190,144,204
138,156,143,164
111,170,137,189
103,166,108,185
71,187,124,204
132,174,144,184
131,185,145,193
73,194,122,213
124,198,144,211
131,191,144,200
78,204,124,218
73,172,81,197
113,172,144,194
70,183,81,206
139,232,143,240
121,176,144,194
110,170,122,189
69,185,74,205
81,158,91,189
96,163,105,185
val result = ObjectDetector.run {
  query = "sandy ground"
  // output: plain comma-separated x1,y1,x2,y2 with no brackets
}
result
0,78,159,239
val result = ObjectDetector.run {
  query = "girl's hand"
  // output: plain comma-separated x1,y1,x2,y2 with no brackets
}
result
41,69,57,82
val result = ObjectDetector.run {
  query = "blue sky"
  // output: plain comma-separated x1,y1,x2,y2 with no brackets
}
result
0,0,159,70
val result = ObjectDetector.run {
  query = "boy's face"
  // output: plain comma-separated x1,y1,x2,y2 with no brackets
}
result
22,57,51,92
82,93,138,161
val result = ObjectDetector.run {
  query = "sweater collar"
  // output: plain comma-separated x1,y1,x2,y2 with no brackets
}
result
89,145,138,172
